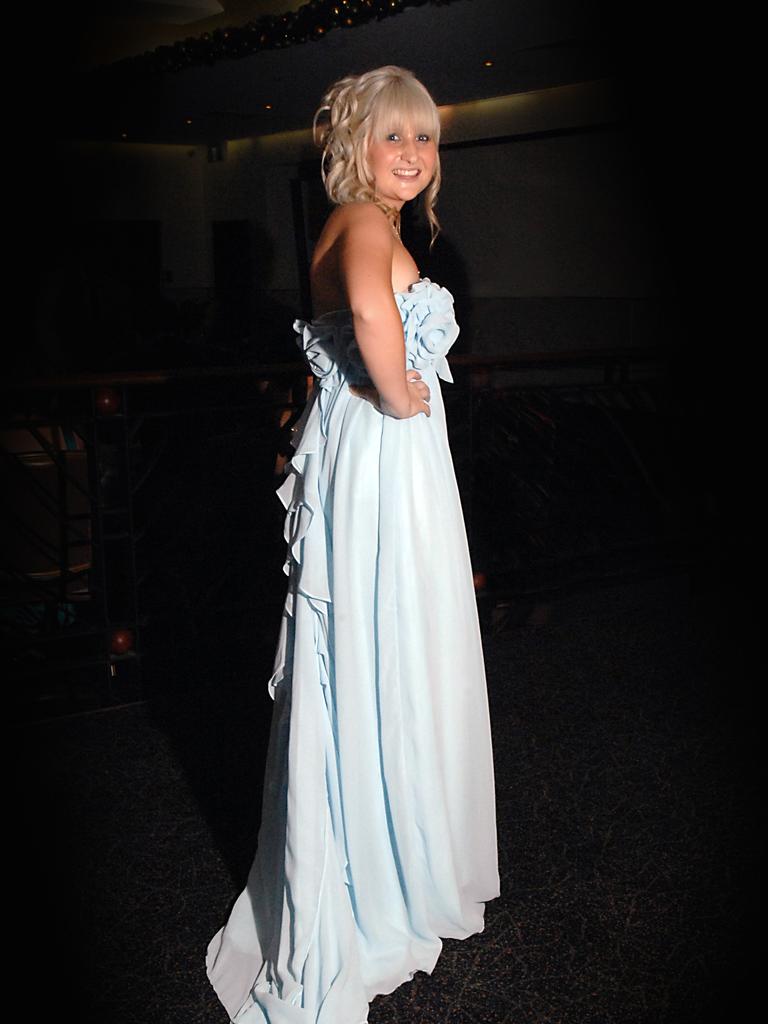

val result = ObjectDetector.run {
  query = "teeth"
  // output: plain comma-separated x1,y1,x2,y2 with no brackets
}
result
393,169,419,176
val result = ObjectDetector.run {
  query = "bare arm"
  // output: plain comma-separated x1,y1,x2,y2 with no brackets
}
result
338,204,429,419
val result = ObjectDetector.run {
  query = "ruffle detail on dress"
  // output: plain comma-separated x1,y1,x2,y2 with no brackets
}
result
291,317,376,389
268,383,333,701
291,320,347,390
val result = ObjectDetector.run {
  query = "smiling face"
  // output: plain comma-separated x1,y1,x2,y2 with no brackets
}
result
361,79,441,213
366,121,438,211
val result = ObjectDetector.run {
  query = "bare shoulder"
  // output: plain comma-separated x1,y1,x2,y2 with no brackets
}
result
314,201,390,256
334,201,392,241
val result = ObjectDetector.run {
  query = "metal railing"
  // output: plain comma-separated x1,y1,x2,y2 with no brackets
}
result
3,344,701,718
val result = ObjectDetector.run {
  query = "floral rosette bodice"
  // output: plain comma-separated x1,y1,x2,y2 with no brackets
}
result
291,277,459,391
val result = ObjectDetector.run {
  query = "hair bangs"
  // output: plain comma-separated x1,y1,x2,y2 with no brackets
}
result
368,80,441,143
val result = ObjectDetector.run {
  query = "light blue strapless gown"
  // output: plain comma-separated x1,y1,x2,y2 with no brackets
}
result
205,278,500,1024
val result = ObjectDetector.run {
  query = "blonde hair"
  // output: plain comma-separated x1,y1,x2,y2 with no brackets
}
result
312,65,442,248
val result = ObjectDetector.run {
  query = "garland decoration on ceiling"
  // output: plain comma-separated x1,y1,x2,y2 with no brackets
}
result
93,0,467,80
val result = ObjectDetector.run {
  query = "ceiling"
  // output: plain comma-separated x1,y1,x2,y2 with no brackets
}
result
47,0,684,145
64,1,310,70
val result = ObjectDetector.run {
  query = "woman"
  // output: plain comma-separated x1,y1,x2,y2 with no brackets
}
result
206,65,500,1024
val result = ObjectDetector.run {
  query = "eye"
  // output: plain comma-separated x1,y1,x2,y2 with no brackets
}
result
417,134,431,143
386,132,400,142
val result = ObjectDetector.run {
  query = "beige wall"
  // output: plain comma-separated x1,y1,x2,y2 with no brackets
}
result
58,79,667,356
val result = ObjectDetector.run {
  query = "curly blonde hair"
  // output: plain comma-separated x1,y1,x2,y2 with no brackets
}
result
312,65,442,248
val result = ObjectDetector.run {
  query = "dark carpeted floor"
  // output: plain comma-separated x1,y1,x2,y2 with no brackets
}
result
15,568,758,1024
